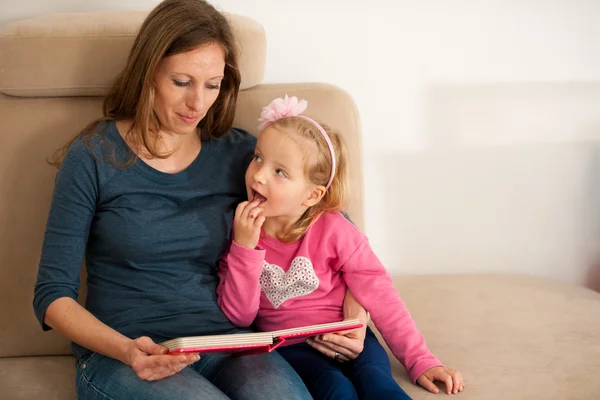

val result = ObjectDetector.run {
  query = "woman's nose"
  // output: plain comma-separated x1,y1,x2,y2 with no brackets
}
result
186,87,204,112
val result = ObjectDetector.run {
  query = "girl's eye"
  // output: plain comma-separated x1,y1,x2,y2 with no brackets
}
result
173,79,190,87
276,169,287,178
253,155,262,163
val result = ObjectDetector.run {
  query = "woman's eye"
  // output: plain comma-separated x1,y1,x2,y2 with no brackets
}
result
207,83,221,90
173,79,190,87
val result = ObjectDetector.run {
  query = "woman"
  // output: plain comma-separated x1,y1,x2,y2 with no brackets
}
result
33,0,367,398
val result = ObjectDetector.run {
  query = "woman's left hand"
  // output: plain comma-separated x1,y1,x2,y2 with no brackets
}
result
305,324,367,362
306,288,369,362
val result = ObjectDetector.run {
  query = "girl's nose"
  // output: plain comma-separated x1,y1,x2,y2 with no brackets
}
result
253,167,267,184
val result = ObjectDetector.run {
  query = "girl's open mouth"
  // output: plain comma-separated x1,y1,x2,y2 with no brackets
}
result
252,190,267,205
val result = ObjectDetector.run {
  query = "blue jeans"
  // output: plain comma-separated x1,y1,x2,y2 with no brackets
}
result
277,327,411,400
76,350,313,399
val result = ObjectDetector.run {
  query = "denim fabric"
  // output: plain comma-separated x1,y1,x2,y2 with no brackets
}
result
278,328,412,400
76,350,312,400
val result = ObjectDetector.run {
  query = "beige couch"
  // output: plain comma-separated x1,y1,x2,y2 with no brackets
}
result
1,10,600,400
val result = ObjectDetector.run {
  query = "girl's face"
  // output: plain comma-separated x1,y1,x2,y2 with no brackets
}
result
152,42,225,136
245,126,318,223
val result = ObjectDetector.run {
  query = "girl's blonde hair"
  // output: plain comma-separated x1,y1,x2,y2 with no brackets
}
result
269,117,349,242
49,0,240,168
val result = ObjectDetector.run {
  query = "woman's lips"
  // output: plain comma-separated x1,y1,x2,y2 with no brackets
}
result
177,113,200,124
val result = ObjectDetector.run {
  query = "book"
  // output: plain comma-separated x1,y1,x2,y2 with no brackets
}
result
160,319,364,356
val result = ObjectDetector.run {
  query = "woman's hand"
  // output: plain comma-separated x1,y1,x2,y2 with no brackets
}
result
306,289,369,362
233,200,265,249
306,324,367,362
125,336,200,381
417,366,464,395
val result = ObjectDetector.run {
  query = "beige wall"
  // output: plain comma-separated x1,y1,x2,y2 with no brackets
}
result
3,0,600,288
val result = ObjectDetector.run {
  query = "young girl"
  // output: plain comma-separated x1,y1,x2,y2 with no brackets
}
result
217,96,464,399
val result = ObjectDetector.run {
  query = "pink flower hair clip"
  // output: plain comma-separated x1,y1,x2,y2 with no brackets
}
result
258,95,308,131
257,94,337,189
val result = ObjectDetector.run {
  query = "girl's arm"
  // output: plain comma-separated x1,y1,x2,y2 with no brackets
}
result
216,241,265,327
340,239,443,383
217,199,267,326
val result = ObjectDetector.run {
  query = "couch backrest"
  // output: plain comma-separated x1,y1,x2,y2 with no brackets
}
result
0,11,363,357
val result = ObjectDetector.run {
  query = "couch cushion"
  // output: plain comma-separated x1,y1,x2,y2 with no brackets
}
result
0,94,99,358
0,10,266,97
375,274,600,399
0,356,76,400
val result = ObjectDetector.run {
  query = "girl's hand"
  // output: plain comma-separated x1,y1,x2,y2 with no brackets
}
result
233,200,265,249
125,336,200,381
417,366,464,395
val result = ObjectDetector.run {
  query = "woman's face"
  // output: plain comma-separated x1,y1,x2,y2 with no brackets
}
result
153,42,225,136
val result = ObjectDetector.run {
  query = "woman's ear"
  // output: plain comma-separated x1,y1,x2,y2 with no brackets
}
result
302,185,327,207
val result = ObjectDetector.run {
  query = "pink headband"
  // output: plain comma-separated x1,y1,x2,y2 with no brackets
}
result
258,95,336,189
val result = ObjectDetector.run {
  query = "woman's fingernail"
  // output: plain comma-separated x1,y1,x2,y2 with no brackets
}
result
320,335,327,342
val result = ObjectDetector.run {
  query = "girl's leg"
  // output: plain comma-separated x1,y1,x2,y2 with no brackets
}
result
194,351,312,400
278,342,358,400
76,352,229,400
349,328,412,400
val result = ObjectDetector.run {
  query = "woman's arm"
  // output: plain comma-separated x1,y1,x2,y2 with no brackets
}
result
45,297,198,381
45,297,131,362
342,288,370,323
34,140,197,381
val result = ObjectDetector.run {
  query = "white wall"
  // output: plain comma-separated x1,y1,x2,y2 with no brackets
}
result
3,0,600,288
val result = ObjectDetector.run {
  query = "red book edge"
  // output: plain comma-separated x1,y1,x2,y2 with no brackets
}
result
166,322,364,356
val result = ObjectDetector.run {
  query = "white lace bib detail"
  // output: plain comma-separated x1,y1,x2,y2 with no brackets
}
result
259,256,319,309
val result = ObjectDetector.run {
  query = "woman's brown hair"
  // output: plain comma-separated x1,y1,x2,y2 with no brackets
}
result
269,117,349,242
49,0,241,168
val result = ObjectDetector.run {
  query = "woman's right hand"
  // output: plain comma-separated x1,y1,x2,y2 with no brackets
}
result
125,336,200,381
43,298,199,382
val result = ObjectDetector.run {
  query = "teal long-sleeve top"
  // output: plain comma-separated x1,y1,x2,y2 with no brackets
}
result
33,120,255,359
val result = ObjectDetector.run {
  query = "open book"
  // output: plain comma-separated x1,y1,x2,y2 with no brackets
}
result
161,319,363,355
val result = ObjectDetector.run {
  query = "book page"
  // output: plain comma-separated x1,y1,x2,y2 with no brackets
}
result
160,319,363,353
271,319,363,338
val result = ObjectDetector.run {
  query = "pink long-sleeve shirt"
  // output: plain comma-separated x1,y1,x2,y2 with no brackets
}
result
217,211,442,383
